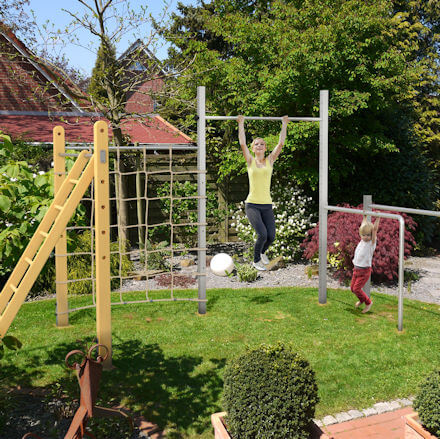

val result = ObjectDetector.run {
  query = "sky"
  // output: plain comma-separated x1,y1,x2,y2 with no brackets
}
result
22,0,196,77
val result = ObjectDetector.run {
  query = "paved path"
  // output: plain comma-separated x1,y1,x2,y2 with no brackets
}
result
322,407,414,438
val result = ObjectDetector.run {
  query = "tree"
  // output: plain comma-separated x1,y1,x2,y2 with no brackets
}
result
391,0,440,170
0,0,34,37
161,0,438,234
88,38,118,104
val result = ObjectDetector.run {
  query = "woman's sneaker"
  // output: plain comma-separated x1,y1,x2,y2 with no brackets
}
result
253,261,267,271
260,253,270,265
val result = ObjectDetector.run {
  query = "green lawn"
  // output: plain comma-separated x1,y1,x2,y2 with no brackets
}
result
3,286,440,438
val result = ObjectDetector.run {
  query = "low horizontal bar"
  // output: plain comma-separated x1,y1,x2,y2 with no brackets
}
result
326,205,404,221
370,204,440,218
205,115,321,122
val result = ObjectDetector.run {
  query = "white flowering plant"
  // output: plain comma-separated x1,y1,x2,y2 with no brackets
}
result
231,182,316,262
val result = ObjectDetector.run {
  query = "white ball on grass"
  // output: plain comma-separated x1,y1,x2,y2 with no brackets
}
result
210,253,235,277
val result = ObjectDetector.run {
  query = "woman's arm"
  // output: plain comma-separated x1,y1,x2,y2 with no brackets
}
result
237,115,253,166
269,115,289,165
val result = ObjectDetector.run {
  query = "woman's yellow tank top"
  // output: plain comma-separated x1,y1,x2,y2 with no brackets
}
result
245,157,273,204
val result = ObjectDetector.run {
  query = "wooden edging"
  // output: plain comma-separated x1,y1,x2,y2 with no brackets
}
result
211,412,332,439
404,412,438,439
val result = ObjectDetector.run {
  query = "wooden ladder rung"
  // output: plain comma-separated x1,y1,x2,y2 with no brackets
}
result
25,257,33,265
9,284,18,293
54,204,64,211
70,179,79,184
40,231,49,238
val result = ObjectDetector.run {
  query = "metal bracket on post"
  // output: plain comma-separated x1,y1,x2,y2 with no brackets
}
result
100,150,107,164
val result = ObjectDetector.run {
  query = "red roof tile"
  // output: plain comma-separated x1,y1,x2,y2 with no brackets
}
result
0,114,193,144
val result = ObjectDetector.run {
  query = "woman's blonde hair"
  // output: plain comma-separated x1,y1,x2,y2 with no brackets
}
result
359,221,374,236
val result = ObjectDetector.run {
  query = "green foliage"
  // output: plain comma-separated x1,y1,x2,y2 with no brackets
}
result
223,343,319,439
0,335,22,360
0,133,89,297
391,0,440,171
67,231,133,295
0,133,53,278
151,180,224,245
140,240,170,271
161,0,439,245
0,134,86,287
414,369,440,437
88,38,119,106
235,262,258,282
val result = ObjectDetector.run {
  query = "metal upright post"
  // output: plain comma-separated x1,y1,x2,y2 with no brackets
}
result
318,90,329,304
54,126,69,327
197,86,207,314
363,194,372,297
398,217,405,331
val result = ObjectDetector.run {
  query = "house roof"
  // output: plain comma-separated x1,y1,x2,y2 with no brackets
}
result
0,112,193,144
0,25,194,145
0,22,90,113
118,39,166,76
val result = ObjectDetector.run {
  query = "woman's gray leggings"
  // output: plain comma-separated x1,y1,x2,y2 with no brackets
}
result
245,203,276,263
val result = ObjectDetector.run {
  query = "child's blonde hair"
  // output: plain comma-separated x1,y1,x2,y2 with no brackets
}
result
359,221,373,236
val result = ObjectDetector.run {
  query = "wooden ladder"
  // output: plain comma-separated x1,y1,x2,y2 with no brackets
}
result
0,150,95,338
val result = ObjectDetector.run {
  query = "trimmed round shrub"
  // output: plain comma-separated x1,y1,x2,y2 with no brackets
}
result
222,343,319,439
413,369,440,437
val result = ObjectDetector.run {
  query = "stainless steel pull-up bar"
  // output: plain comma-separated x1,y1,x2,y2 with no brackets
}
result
326,205,405,331
370,203,440,218
198,86,330,319
206,115,321,122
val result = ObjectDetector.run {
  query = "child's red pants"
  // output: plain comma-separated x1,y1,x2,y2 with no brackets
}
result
350,267,372,305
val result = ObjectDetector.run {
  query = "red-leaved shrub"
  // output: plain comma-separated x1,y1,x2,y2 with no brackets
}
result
301,204,417,283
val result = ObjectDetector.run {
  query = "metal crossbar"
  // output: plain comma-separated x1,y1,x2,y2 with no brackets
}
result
205,115,320,122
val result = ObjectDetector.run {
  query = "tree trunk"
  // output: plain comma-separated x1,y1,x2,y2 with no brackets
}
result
112,126,129,249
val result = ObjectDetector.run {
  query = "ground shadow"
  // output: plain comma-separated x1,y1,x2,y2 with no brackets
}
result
248,295,273,304
2,337,226,438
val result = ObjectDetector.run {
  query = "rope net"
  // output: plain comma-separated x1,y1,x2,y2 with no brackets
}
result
55,145,207,317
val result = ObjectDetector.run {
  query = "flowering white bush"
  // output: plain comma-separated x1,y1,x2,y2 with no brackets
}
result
231,182,316,262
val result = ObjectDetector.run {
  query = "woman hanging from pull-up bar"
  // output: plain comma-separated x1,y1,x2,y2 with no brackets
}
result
237,115,289,271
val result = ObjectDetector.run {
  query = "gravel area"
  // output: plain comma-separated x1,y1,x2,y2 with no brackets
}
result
116,243,440,306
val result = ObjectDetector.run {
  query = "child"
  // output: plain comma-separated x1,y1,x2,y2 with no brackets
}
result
351,215,380,313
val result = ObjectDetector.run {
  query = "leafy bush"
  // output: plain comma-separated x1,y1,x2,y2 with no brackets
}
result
151,181,224,245
235,262,258,282
0,133,86,294
301,204,417,283
231,182,316,262
67,231,133,295
413,369,440,437
223,343,319,439
140,240,170,271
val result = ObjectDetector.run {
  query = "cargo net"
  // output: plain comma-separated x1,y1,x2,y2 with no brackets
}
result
55,145,207,316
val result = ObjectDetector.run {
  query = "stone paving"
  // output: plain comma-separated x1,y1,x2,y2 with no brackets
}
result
315,397,414,427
